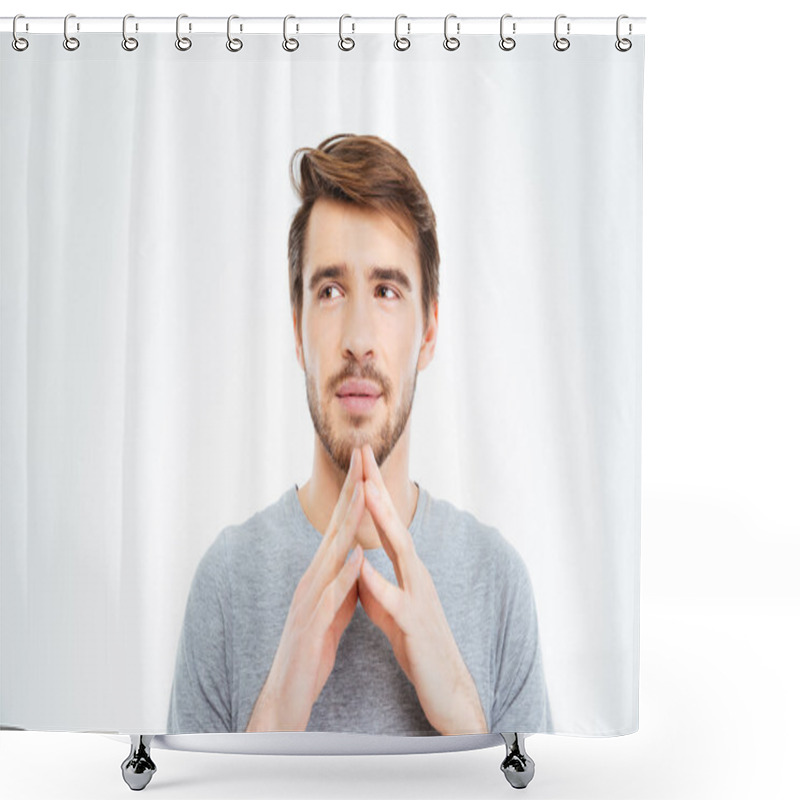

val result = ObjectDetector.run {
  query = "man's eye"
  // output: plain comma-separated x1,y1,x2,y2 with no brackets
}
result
319,285,342,300
377,285,399,300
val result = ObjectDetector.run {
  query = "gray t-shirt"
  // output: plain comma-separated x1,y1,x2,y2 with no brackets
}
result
167,484,551,735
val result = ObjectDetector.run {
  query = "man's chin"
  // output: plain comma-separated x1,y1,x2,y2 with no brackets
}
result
336,433,374,457
329,431,384,468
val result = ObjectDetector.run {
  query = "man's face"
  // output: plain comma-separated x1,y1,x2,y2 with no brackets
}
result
294,197,437,473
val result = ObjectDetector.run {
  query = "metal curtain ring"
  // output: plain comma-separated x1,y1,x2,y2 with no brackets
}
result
226,15,243,52
339,14,355,51
615,14,632,51
499,13,516,51
443,14,460,51
394,14,410,51
63,13,80,51
122,14,138,51
283,15,299,51
12,14,29,51
175,13,192,51
553,14,570,51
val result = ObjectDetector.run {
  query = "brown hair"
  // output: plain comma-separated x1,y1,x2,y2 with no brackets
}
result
288,133,439,331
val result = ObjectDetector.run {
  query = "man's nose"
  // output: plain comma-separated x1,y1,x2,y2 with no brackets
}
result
341,293,375,362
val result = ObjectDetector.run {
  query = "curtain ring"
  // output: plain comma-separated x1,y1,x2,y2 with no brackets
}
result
226,15,243,52
339,14,355,51
283,15,299,51
443,14,460,51
63,13,80,51
394,14,411,51
175,14,192,51
12,14,29,52
499,13,516,51
615,15,632,51
122,14,139,51
553,14,570,51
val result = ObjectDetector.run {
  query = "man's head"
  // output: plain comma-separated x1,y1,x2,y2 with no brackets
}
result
288,134,439,473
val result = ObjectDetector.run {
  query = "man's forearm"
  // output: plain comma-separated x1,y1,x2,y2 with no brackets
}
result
435,671,489,735
245,681,299,732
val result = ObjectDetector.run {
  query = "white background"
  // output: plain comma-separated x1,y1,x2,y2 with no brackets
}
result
1,1,797,799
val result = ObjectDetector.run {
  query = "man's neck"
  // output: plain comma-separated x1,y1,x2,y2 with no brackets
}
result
296,435,419,551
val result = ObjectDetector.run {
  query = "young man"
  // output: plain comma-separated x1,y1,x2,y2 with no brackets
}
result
167,134,550,736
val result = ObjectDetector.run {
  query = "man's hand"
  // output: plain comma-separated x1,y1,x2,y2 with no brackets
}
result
357,444,488,735
246,448,366,731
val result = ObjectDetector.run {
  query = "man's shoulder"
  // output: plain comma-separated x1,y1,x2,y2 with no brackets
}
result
221,486,295,543
196,486,298,574
421,490,527,577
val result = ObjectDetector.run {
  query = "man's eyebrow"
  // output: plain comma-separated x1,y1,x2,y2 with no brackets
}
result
307,265,413,294
369,267,413,293
308,265,345,294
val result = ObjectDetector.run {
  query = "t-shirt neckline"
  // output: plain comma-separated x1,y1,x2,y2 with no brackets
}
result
289,480,427,549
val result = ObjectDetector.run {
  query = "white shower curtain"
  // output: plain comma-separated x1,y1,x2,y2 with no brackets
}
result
1,25,644,736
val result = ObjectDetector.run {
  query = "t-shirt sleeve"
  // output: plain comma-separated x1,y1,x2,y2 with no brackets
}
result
167,531,233,733
490,541,552,733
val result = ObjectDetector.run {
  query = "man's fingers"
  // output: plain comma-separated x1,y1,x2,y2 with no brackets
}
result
325,447,363,539
361,446,414,590
330,579,359,642
306,447,362,577
358,564,395,634
358,566,411,676
361,445,413,563
314,544,364,631
307,481,364,605
359,555,404,625
306,448,362,581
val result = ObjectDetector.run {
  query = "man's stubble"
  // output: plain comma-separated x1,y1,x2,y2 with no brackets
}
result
305,357,418,474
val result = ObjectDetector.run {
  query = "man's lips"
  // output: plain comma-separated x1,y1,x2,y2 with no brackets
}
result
336,380,382,398
336,380,382,414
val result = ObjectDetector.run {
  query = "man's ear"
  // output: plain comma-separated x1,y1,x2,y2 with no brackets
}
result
293,308,305,371
417,300,438,372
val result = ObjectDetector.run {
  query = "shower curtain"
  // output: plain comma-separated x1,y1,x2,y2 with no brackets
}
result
1,19,644,738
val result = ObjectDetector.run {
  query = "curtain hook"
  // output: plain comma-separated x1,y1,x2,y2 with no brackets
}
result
175,13,192,51
443,13,460,51
12,14,29,51
615,15,632,51
122,14,139,52
63,13,80,51
339,14,355,51
226,15,243,52
499,13,516,51
283,15,299,51
553,14,570,52
394,14,411,51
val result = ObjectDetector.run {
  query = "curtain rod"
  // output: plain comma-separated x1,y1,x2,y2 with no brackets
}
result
1,16,647,36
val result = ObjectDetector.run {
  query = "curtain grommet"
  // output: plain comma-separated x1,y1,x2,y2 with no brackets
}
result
12,14,29,51
63,13,80,51
121,14,139,52
499,14,516,51
443,14,460,51
553,14,570,51
394,15,411,51
338,14,355,51
226,15,243,52
615,15,632,51
175,14,192,51
282,15,299,51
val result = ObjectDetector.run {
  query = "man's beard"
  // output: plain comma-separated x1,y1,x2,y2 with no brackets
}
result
305,360,417,473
